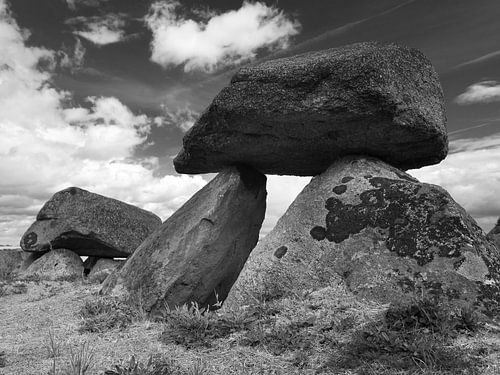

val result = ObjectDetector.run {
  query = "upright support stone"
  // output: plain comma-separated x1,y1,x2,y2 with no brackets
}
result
101,166,266,314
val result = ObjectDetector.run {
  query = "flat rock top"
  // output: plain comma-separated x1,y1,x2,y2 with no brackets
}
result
175,42,447,176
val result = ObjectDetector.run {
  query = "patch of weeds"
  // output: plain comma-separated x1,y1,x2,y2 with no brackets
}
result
240,321,315,356
105,354,180,375
65,341,94,375
46,330,61,359
78,296,138,333
159,302,265,349
0,351,6,367
320,295,486,374
104,355,153,375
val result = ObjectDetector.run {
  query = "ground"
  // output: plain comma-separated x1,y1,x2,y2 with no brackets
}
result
1,276,500,375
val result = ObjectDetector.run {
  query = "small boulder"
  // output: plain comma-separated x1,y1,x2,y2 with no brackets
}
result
20,187,162,257
229,156,500,316
175,42,447,176
101,166,266,314
22,249,83,281
88,258,123,284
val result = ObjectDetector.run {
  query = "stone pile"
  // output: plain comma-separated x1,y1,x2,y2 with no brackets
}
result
0,187,161,281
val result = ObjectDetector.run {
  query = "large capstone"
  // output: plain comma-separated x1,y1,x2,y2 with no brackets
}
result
228,156,500,316
175,42,447,176
20,187,161,257
101,166,266,314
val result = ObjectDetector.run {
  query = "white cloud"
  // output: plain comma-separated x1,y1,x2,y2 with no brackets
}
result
0,0,206,245
455,81,500,105
68,14,127,46
59,37,86,72
145,0,300,73
155,105,199,132
409,134,500,233
65,0,109,11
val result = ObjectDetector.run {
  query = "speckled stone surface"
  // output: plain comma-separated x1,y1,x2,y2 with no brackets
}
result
88,258,124,284
22,249,83,281
488,219,500,250
228,156,500,316
175,42,447,176
20,187,162,257
101,166,267,313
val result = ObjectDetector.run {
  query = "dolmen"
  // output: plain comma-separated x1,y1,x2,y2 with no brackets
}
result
105,41,499,316
13,187,161,281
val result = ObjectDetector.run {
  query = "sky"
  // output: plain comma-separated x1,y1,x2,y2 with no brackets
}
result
0,0,499,245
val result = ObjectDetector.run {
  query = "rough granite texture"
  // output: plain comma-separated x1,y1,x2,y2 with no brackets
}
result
22,249,83,281
101,166,267,313
175,42,447,176
228,156,500,316
487,218,500,250
88,258,124,284
20,187,162,257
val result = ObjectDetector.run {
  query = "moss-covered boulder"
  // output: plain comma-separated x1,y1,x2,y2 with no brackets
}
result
229,156,500,317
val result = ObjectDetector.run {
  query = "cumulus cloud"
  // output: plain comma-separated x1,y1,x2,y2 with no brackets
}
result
455,81,500,105
409,134,500,233
145,0,300,72
0,0,206,244
155,105,199,132
67,14,127,46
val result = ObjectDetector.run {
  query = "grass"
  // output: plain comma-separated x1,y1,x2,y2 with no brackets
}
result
319,295,488,374
46,330,62,359
0,280,28,297
1,275,499,374
66,341,95,375
78,295,139,333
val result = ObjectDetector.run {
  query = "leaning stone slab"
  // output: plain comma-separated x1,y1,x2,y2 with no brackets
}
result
175,42,447,176
488,218,500,250
20,187,162,257
228,156,500,317
101,166,266,314
21,249,83,281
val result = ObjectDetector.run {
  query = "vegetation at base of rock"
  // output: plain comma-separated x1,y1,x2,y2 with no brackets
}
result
78,296,139,333
320,295,485,374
